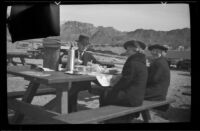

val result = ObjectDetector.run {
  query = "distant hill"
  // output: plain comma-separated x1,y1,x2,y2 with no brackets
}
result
60,21,190,49
7,20,190,50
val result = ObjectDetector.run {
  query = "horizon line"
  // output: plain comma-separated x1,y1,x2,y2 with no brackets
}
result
60,20,190,32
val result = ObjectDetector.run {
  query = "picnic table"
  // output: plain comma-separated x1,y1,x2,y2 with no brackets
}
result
7,65,175,124
7,51,30,65
7,65,97,124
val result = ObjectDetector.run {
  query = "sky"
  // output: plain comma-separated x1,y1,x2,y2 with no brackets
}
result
60,4,190,32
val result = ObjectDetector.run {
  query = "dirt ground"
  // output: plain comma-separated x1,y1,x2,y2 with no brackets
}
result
7,58,191,123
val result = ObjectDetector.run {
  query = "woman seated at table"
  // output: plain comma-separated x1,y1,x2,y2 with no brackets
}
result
66,35,113,113
99,40,148,122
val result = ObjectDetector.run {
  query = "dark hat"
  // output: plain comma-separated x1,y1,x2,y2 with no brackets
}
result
148,44,168,51
76,35,90,46
123,40,146,50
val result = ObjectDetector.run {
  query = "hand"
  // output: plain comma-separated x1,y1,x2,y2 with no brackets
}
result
75,59,83,65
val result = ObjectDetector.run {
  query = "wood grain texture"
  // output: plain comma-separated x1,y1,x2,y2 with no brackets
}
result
8,87,56,98
53,99,175,124
8,99,66,124
7,65,96,85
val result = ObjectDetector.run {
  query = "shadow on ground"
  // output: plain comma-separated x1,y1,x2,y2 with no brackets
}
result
153,105,191,122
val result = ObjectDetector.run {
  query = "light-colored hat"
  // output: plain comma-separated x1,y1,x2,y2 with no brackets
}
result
123,40,146,50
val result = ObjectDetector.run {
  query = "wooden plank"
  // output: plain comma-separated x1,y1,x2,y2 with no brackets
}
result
8,99,67,124
51,83,70,114
141,110,151,123
8,88,56,98
43,83,70,114
53,99,175,124
7,66,96,85
7,53,29,57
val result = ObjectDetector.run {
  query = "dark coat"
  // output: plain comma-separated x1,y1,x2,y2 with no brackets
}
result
78,51,100,66
145,57,170,101
101,53,148,107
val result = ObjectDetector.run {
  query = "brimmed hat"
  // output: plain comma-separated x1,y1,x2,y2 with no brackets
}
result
123,40,146,50
148,44,168,51
76,35,90,46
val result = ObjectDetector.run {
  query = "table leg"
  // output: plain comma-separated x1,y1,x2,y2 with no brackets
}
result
11,82,40,124
20,57,25,65
51,83,70,114
141,110,151,123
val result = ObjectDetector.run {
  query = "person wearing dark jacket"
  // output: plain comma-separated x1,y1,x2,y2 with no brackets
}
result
59,36,101,68
67,35,113,113
59,37,114,68
145,44,170,101
99,40,148,107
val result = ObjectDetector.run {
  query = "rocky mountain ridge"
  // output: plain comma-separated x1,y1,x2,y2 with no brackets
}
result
60,21,190,49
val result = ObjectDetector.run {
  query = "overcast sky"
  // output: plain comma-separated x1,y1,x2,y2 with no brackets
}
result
60,4,190,31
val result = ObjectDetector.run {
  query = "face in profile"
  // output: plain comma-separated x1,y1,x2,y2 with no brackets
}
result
77,42,85,51
126,46,137,56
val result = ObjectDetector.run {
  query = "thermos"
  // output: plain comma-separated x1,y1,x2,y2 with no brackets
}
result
67,45,75,72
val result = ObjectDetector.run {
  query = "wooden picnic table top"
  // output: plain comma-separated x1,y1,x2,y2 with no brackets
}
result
7,51,29,57
7,65,96,85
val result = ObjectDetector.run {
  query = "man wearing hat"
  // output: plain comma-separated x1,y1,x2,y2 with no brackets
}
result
60,35,114,67
68,34,114,112
145,44,170,102
99,40,148,122
60,34,100,67
75,34,99,65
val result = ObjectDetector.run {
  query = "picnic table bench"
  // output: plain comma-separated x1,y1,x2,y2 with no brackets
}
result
8,87,56,99
8,98,175,124
7,52,30,65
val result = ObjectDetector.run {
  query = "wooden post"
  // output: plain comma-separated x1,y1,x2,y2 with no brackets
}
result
141,110,151,123
43,38,61,71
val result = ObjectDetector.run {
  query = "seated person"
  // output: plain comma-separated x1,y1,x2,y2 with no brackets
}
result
59,35,114,68
145,44,170,101
99,40,148,108
98,40,148,123
66,35,113,113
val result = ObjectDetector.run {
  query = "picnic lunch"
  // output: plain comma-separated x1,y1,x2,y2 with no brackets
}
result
6,4,191,124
